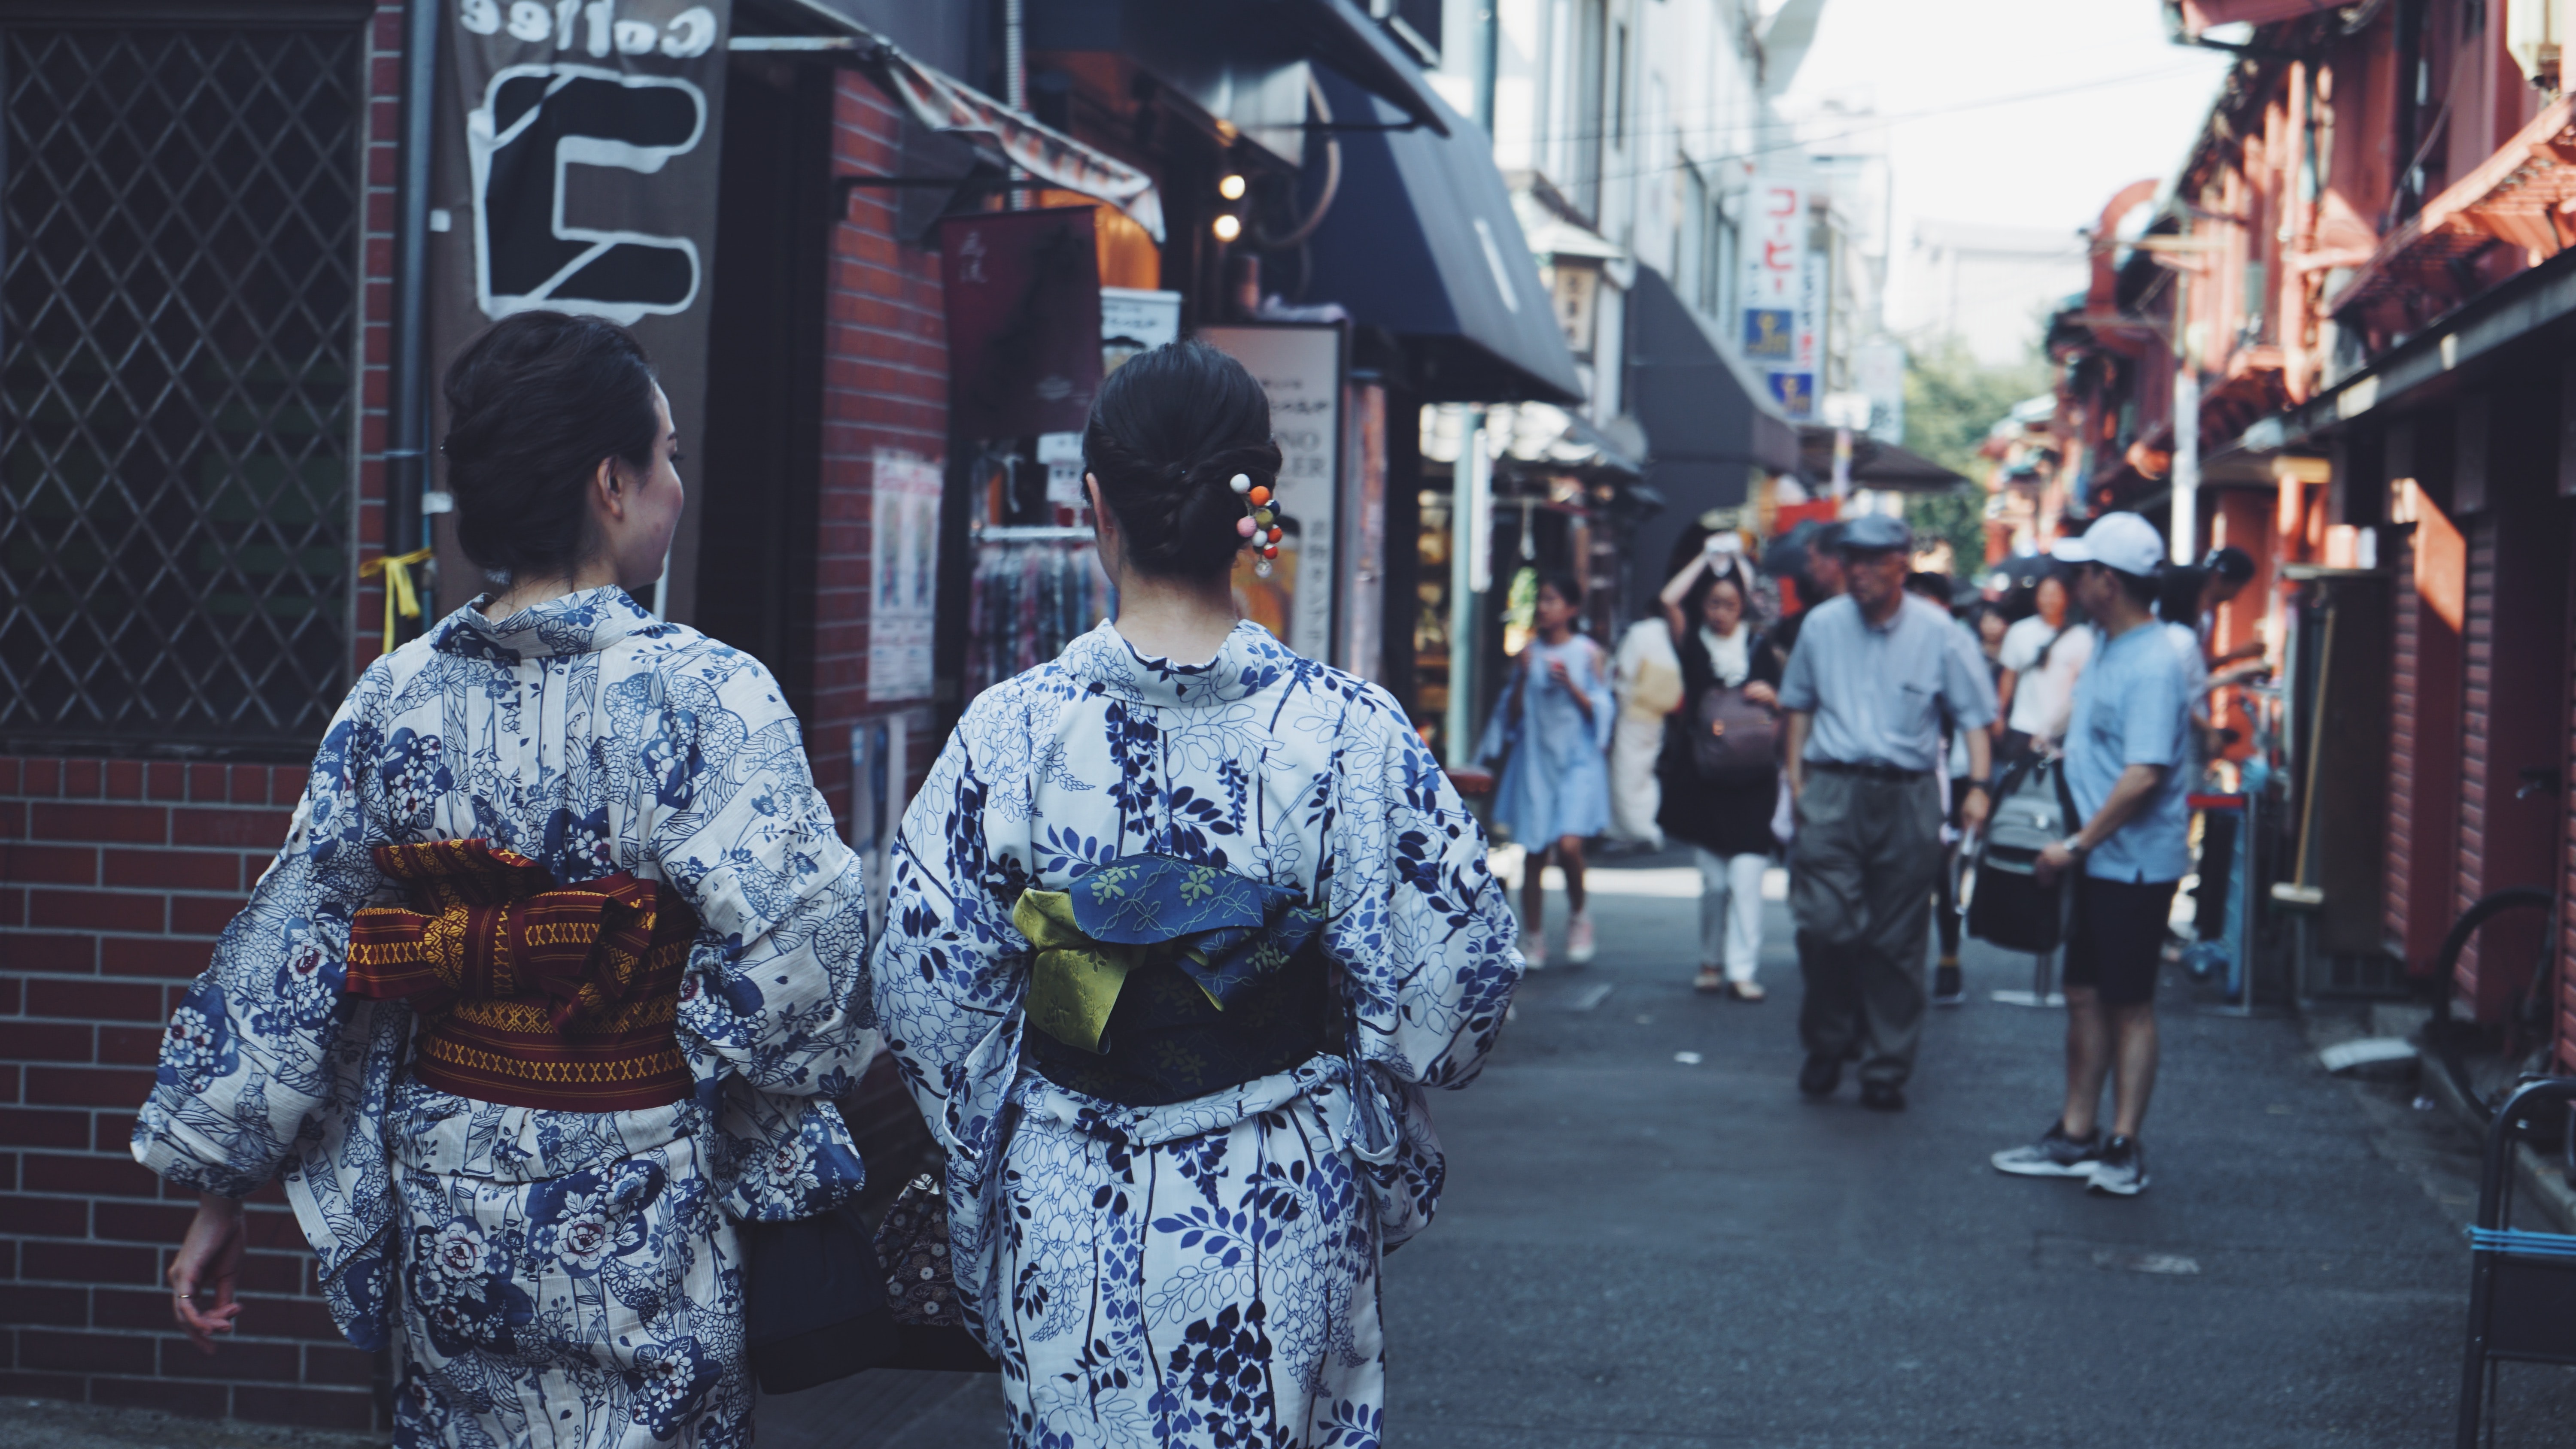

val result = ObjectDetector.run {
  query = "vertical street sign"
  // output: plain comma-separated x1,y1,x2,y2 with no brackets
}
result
1739,176,1816,420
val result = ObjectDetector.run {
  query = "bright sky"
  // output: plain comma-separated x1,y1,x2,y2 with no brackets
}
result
1777,0,2234,318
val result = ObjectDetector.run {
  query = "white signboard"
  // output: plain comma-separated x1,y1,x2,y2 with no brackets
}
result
1100,287,1182,348
1738,177,1816,420
1197,324,1342,660
869,450,941,702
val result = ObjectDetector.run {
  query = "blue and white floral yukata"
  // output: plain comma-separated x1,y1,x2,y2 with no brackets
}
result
873,620,1522,1448
131,588,876,1448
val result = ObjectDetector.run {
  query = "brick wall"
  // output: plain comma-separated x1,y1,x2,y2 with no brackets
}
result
0,0,407,1428
0,758,377,1429
808,72,949,815
2454,518,2497,1001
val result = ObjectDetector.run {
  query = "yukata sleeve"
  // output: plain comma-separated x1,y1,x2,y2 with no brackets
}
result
866,690,1031,1181
131,664,397,1198
651,650,876,1216
1321,690,1525,1245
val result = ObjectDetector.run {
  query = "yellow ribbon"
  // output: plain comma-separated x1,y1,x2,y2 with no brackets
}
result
1015,888,1149,1054
358,548,435,655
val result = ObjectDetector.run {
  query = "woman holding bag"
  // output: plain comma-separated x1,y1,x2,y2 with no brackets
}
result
1656,540,1784,999
135,312,879,1445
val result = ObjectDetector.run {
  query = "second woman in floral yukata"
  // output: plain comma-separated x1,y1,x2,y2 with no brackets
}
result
874,341,1523,1448
135,312,877,1446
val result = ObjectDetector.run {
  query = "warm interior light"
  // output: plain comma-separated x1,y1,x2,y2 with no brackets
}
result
1218,173,1248,200
1212,213,1242,242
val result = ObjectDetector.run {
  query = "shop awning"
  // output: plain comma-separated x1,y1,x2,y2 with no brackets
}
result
1793,427,1968,491
1622,264,1799,614
2329,94,2576,323
1288,0,1450,137
2172,0,2348,36
1485,401,1643,478
1295,69,1584,405
736,12,1164,241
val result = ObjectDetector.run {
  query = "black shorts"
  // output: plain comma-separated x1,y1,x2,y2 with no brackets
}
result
2062,875,2179,1007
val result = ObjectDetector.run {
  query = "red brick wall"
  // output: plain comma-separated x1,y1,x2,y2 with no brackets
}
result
0,0,407,1428
0,758,377,1429
808,73,949,816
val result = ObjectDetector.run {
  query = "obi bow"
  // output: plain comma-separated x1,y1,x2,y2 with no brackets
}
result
345,839,685,1030
1013,854,1324,1054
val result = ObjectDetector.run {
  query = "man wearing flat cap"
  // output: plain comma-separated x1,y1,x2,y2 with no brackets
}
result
1776,513,1998,1110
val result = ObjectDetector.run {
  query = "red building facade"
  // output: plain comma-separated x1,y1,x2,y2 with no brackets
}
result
2038,0,2576,1070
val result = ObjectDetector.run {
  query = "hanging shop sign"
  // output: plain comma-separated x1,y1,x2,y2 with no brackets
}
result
1199,323,1345,662
939,208,1105,439
870,450,942,703
1738,176,1816,421
432,0,732,620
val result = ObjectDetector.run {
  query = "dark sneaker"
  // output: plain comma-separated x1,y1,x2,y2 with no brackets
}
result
1859,1081,1905,1112
1991,1122,2102,1178
2087,1135,2148,1196
1797,1053,1842,1098
1931,961,1965,1006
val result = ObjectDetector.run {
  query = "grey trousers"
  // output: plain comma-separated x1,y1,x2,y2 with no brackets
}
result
1789,767,1943,1087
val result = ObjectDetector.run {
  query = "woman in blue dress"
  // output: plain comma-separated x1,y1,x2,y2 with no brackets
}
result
872,341,1522,1448
1478,571,1614,967
137,312,877,1446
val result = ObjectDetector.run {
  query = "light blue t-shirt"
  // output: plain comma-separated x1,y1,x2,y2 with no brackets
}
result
1777,594,1998,773
2063,618,2192,883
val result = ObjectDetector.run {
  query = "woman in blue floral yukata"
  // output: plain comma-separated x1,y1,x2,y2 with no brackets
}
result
873,341,1525,1448
135,312,877,1446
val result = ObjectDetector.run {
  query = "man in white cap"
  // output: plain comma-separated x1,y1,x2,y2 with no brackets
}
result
1991,511,2192,1196
1777,513,1996,1111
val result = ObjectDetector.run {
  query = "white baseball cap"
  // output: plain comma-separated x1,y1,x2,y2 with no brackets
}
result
2050,512,2166,578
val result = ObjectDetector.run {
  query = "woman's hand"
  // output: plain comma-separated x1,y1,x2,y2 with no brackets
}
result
1743,681,1778,707
1546,657,1573,690
169,1192,247,1353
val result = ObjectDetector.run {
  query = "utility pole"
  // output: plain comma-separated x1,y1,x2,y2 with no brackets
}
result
2171,223,2198,563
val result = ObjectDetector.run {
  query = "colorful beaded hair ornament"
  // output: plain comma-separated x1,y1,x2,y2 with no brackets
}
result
1230,473,1282,579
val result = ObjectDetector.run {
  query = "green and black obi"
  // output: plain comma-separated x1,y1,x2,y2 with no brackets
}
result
1015,855,1342,1106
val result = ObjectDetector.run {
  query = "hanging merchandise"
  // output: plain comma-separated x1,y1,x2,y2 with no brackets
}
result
962,527,1113,698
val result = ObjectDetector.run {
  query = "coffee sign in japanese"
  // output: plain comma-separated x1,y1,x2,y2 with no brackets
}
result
1739,177,1817,420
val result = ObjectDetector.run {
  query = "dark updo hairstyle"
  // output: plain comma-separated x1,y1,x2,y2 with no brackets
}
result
1081,340,1282,580
440,310,661,582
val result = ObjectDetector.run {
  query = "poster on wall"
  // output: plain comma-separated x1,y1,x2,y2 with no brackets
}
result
869,450,942,703
1738,176,1815,421
430,0,732,620
1197,323,1343,662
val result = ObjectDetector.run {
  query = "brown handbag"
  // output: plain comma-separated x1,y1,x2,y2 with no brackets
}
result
1690,683,1779,786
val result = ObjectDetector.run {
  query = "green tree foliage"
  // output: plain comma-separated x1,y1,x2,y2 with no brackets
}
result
1900,335,2051,577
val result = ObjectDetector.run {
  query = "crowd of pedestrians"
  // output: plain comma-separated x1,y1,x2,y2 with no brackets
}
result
1486,504,2247,1190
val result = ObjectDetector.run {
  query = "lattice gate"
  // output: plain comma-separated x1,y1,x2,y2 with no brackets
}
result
0,14,364,755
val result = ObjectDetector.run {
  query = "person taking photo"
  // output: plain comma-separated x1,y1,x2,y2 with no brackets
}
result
1656,536,1782,1000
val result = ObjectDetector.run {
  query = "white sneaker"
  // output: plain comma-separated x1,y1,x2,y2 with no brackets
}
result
1519,931,1547,970
1565,910,1596,965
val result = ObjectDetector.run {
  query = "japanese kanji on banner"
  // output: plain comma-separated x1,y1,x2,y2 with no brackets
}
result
1738,176,1817,420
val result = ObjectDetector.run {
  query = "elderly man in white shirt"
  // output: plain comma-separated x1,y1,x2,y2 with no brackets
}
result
1777,514,1999,1111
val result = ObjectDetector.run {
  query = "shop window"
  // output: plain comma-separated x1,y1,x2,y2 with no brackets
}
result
0,21,361,754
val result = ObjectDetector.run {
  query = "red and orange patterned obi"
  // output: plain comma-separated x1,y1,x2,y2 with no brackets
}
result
345,840,698,1112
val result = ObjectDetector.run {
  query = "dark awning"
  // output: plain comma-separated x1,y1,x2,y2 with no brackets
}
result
1623,264,1799,615
1288,0,1451,136
1296,69,1584,405
1793,427,1968,491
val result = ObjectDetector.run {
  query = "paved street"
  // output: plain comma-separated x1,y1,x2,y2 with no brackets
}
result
767,850,2576,1446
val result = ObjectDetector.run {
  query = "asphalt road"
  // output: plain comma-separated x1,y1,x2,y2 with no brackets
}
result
762,849,2576,1446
